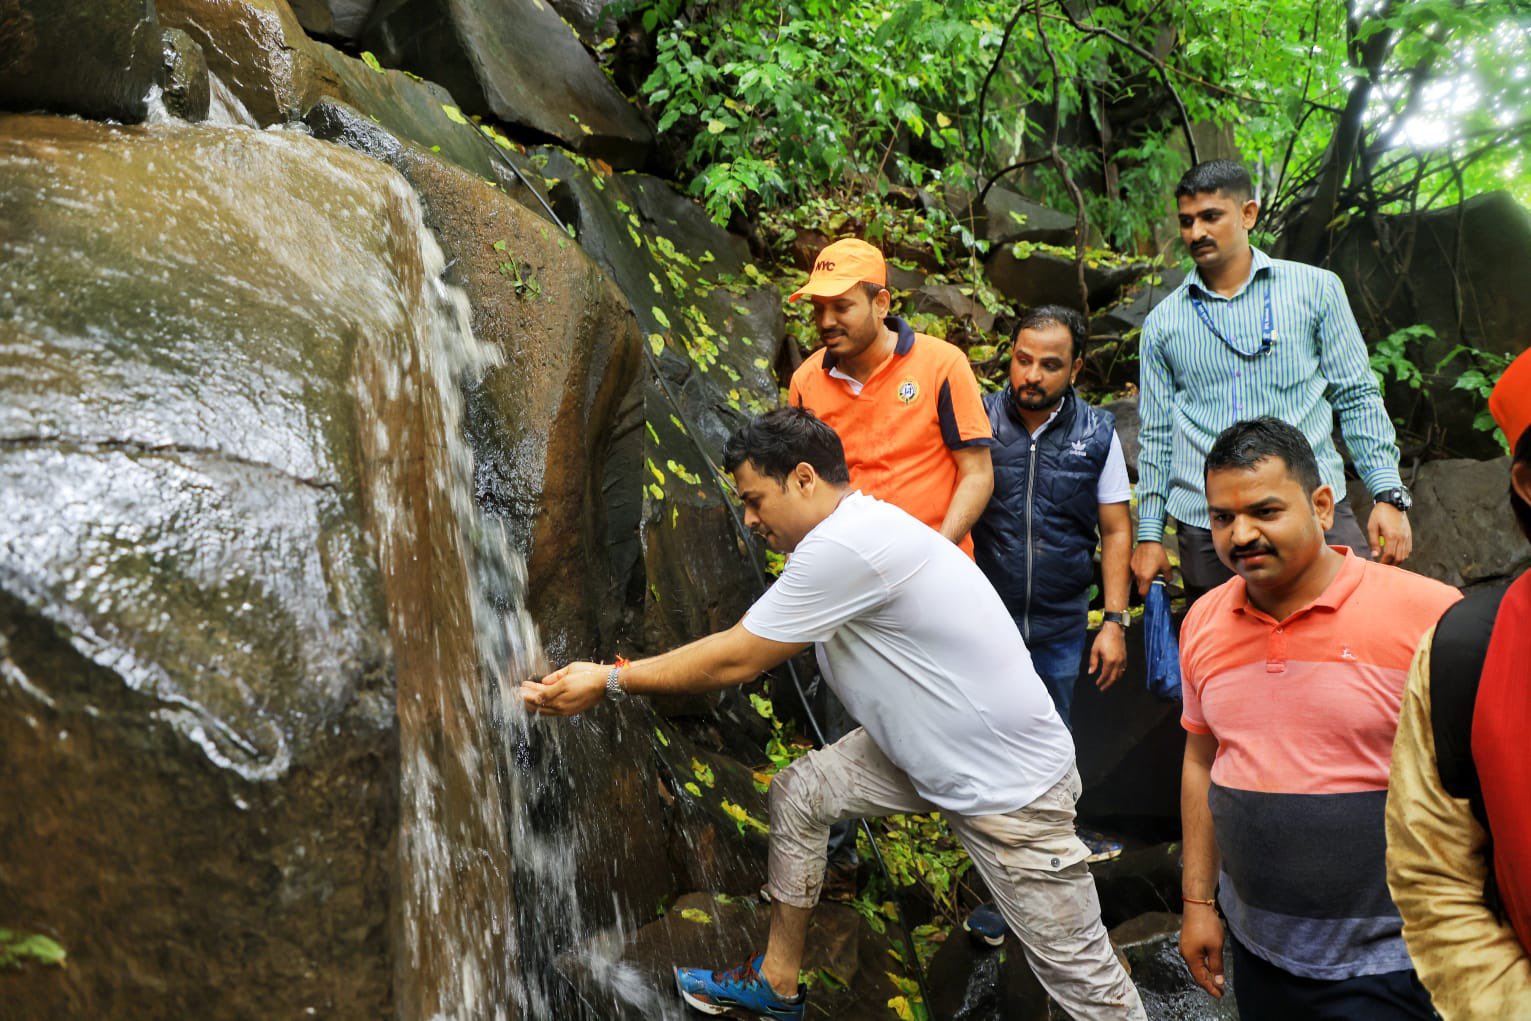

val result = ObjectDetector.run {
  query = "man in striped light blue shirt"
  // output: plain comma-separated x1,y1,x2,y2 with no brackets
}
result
1130,161,1414,601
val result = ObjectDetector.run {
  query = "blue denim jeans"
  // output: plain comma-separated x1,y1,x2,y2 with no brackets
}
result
1028,630,1088,730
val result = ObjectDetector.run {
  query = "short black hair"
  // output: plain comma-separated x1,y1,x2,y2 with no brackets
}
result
1204,417,1322,494
1512,425,1531,543
723,407,851,486
1014,304,1087,361
1175,160,1254,202
859,281,888,302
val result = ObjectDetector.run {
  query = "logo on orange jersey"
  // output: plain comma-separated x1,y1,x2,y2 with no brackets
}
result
896,378,920,405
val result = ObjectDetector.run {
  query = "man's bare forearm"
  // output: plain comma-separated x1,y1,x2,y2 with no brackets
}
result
1181,731,1221,900
622,623,805,696
1099,503,1131,613
940,447,994,543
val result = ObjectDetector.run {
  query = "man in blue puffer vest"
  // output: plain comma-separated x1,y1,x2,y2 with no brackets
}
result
964,304,1135,944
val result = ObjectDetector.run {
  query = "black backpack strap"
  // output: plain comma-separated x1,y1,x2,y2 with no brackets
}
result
1429,581,1509,823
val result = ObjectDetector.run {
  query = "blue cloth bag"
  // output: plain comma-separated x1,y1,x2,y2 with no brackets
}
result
1144,579,1183,700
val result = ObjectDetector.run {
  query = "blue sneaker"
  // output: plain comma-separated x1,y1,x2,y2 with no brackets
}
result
673,952,806,1019
962,903,1007,947
1079,828,1123,863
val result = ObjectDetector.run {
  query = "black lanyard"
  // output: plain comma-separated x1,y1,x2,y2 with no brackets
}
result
1190,277,1274,357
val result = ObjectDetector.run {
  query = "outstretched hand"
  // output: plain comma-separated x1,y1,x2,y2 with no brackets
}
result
519,661,607,716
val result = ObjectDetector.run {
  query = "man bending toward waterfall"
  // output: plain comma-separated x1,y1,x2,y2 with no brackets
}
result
521,407,1145,1021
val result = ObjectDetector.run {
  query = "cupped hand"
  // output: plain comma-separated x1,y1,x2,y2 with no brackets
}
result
519,661,607,716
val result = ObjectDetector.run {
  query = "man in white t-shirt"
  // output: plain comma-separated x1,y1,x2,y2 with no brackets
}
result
522,408,1145,1021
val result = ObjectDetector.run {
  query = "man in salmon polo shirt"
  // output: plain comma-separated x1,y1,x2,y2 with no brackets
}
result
1177,417,1458,1020
787,237,994,556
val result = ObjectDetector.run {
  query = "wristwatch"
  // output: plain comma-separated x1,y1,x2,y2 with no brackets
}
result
1102,611,1131,630
1372,486,1413,512
605,664,627,702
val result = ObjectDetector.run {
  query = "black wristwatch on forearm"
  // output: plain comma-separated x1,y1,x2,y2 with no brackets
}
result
1372,486,1413,512
1102,611,1131,630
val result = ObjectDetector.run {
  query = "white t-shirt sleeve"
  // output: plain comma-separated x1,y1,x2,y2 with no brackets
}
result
743,535,887,644
1097,431,1132,504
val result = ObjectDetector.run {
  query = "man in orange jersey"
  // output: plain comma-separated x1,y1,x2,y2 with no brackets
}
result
787,238,994,556
784,238,996,895
1177,417,1458,1019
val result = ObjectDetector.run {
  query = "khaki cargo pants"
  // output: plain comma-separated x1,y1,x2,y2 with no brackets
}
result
766,728,1146,1021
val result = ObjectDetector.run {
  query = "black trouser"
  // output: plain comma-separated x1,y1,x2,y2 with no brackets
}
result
1175,499,1371,605
1229,936,1438,1021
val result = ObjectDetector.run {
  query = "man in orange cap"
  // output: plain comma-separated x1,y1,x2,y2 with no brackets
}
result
1385,347,1531,1019
786,238,995,556
785,238,996,897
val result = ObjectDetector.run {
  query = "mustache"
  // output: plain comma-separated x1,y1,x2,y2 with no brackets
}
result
1190,239,1215,252
1231,541,1276,558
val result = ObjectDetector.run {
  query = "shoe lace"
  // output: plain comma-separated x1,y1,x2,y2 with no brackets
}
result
718,956,762,986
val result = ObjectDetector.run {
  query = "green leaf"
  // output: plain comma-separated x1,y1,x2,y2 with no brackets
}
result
361,51,384,73
440,104,468,125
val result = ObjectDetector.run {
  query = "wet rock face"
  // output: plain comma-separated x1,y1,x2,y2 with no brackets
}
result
539,150,785,652
361,0,653,167
0,114,460,1019
0,0,163,122
307,99,643,656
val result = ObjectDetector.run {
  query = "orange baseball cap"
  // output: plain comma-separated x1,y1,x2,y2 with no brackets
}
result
787,238,887,302
1489,346,1531,450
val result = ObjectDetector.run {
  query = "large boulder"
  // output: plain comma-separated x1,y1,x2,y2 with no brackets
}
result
946,183,1079,249
1328,191,1531,457
162,0,563,220
361,0,653,167
986,243,1147,313
0,0,164,122
155,0,325,124
0,114,457,1019
539,150,785,653
1351,456,1531,591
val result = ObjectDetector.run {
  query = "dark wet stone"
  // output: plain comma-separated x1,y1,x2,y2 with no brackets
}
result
1350,456,1531,591
538,149,784,653
1092,268,1187,338
287,0,376,40
0,0,163,122
1070,628,1185,837
906,283,997,334
652,724,771,895
926,935,1049,1021
160,27,210,121
1110,915,1240,1020
986,245,1148,312
361,0,653,167
1090,845,1185,931
0,113,449,1019
156,0,324,123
